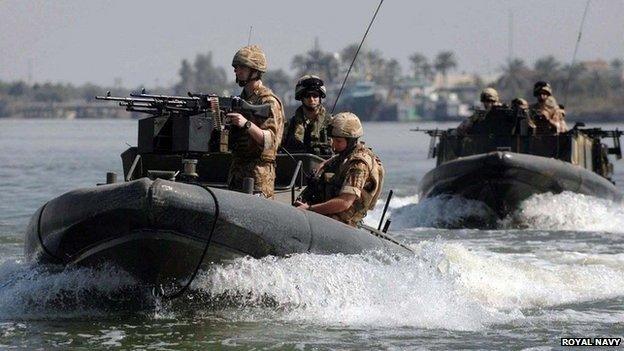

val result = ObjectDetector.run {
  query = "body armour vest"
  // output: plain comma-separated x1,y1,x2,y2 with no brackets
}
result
317,143,384,226
231,84,285,162
530,97,565,134
283,105,332,156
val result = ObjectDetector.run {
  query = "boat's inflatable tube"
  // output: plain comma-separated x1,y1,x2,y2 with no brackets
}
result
418,151,623,215
25,178,410,286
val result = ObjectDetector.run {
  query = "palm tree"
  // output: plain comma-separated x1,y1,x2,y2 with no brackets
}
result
434,51,457,86
379,58,401,98
533,56,562,86
363,49,386,81
409,53,429,81
263,69,292,99
560,62,587,97
496,58,532,99
291,48,340,84
339,43,367,80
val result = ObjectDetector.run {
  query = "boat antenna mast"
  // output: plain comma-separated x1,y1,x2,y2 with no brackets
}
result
563,0,591,104
330,0,385,114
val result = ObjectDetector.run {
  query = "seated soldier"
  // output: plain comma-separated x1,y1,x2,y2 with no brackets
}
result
529,81,567,134
295,112,384,227
456,88,502,135
282,75,332,156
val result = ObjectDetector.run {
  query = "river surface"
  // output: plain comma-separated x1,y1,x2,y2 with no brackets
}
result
0,119,623,350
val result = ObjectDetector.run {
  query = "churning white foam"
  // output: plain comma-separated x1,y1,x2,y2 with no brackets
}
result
2,238,622,331
439,243,624,310
368,191,624,231
193,244,509,331
366,194,497,229
188,240,624,331
0,260,138,319
502,192,624,232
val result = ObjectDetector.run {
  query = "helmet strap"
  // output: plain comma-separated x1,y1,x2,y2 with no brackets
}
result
339,138,358,157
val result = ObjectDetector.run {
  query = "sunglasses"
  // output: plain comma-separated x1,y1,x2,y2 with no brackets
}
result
303,92,320,98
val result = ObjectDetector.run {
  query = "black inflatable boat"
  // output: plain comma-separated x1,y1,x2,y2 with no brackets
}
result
25,178,409,289
416,107,623,217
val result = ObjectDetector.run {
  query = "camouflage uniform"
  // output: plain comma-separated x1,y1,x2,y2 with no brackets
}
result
282,104,331,155
228,82,285,198
456,88,501,135
456,103,503,135
530,96,567,134
315,143,384,227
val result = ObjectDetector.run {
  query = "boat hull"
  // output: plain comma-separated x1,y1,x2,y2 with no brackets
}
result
418,151,623,216
25,178,410,288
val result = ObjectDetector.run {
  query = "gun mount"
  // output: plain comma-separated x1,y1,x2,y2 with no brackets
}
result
412,108,622,182
96,91,272,155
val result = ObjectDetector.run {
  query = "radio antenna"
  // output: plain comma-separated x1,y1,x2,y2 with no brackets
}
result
563,0,591,104
247,26,253,45
331,0,385,114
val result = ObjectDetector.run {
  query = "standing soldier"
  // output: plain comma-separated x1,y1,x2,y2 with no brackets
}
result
226,45,285,198
282,75,332,156
456,87,502,135
295,112,384,227
530,81,567,134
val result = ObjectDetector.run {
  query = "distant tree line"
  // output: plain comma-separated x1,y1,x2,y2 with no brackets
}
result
1,43,623,118
495,56,624,116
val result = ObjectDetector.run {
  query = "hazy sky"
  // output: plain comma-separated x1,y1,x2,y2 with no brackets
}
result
1,0,622,87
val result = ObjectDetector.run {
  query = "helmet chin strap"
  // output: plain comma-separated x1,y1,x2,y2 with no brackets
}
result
338,138,358,157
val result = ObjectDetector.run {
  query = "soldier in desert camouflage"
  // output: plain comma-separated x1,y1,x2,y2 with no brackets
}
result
295,112,384,227
456,87,503,135
226,45,285,198
529,81,567,134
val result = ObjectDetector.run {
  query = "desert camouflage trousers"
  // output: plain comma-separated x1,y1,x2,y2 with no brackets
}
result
227,158,276,199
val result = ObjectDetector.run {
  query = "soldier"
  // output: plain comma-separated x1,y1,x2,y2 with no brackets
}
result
295,112,384,227
282,75,332,156
456,87,502,135
511,97,529,110
226,45,285,198
529,81,567,134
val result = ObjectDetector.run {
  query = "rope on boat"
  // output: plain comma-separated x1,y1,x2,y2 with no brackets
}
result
162,185,220,300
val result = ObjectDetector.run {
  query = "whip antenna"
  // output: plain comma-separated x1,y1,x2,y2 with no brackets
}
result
331,0,385,114
563,0,591,104
247,26,253,45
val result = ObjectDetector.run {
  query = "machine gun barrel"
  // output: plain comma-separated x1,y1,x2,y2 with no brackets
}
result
410,127,446,137
95,95,155,104
130,92,200,101
96,91,272,120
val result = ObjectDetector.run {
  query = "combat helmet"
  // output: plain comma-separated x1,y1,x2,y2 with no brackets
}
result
327,112,363,138
295,75,327,100
232,45,267,73
511,97,529,109
533,81,552,97
480,87,499,102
